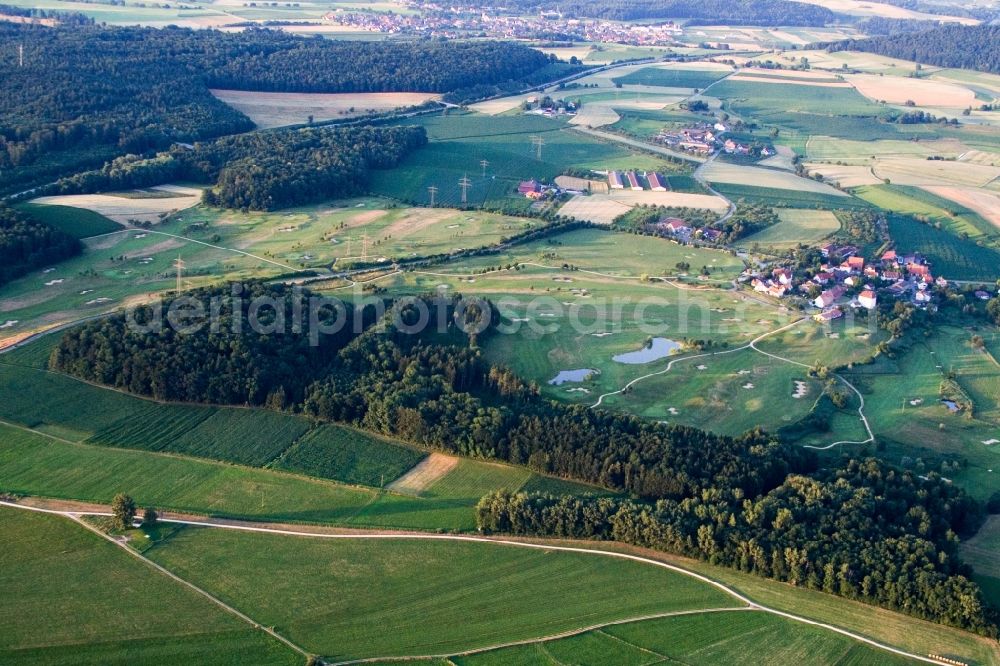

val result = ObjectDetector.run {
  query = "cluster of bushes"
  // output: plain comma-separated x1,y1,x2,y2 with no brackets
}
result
0,203,81,287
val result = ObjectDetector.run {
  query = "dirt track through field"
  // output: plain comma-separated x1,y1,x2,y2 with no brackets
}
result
386,452,458,494
0,500,956,666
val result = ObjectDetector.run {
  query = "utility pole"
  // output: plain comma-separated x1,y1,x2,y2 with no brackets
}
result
479,159,489,177
18,44,23,68
174,255,185,293
362,232,368,260
530,135,545,160
458,174,472,204
428,185,438,207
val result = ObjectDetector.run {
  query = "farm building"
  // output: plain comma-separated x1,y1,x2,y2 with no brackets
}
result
646,172,667,191
814,307,844,322
625,171,643,191
660,217,690,234
518,180,541,194
608,171,624,189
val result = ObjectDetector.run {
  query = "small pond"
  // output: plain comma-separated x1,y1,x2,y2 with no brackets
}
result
612,338,682,364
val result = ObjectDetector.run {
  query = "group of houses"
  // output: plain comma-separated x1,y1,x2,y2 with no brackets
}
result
744,245,948,321
656,122,774,158
653,216,724,243
608,170,669,191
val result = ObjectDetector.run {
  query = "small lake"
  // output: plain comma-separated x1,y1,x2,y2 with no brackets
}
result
549,369,597,385
612,338,682,364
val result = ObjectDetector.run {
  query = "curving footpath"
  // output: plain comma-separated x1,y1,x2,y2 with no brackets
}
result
0,499,951,666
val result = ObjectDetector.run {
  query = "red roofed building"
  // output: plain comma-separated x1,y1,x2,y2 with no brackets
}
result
858,290,877,310
518,179,541,194
646,172,667,191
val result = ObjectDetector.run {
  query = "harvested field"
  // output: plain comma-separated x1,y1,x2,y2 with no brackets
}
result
386,452,459,495
470,93,542,116
805,163,883,188
844,73,976,108
555,175,609,193
569,104,620,128
959,149,1000,167
743,208,840,248
758,145,796,171
29,186,202,224
872,158,1000,187
700,162,849,196
794,0,974,23
559,190,728,224
210,90,441,129
922,186,1000,229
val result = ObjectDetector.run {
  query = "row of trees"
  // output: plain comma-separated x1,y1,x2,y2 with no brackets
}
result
477,457,994,635
47,125,428,211
0,204,81,287
825,25,1000,74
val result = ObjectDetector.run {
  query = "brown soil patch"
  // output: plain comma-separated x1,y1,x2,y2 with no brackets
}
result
921,186,1000,229
386,452,459,495
382,209,453,238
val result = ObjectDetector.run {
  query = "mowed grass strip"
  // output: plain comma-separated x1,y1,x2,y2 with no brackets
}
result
14,202,121,239
146,527,736,661
0,506,299,666
90,406,313,467
276,424,427,487
454,610,915,665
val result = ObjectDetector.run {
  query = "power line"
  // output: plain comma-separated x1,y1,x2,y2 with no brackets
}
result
458,174,472,204
479,159,489,177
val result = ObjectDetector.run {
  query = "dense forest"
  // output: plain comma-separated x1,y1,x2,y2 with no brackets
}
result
50,284,995,633
0,203,81,287
825,25,1000,74
473,0,837,24
0,23,551,193
49,125,427,211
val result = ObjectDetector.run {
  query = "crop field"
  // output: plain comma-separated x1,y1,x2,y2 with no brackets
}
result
872,157,1000,188
886,214,1000,281
0,506,298,666
276,424,426,488
369,112,677,209
31,186,203,224
711,79,883,118
559,190,728,224
700,162,850,197
854,184,999,244
845,73,977,109
962,515,1000,606
455,610,911,665
145,527,735,661
742,208,841,249
923,186,1000,231
14,202,121,239
89,407,313,467
611,65,730,89
209,89,441,128
805,136,968,163
709,183,871,210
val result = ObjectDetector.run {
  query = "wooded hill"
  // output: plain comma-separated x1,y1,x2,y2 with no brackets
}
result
0,23,551,194
49,125,428,211
0,203,81,288
824,24,1000,74
50,285,996,635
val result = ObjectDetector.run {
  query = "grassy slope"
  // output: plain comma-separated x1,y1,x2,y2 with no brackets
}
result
145,526,735,662
455,610,914,665
14,202,122,239
0,506,298,666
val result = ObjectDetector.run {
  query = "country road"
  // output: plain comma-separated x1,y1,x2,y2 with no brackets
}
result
0,499,954,666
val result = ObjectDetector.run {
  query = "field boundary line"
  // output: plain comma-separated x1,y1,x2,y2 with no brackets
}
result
41,508,312,661
0,501,956,666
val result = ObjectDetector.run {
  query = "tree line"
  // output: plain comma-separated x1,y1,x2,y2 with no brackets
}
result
467,0,837,25
0,203,81,288
0,23,551,192
824,25,1000,74
47,125,428,211
49,284,996,635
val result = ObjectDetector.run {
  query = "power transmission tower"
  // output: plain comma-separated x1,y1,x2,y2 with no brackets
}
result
18,44,23,68
362,232,368,260
428,185,438,207
174,255,185,293
458,174,472,204
479,159,489,177
530,135,545,160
